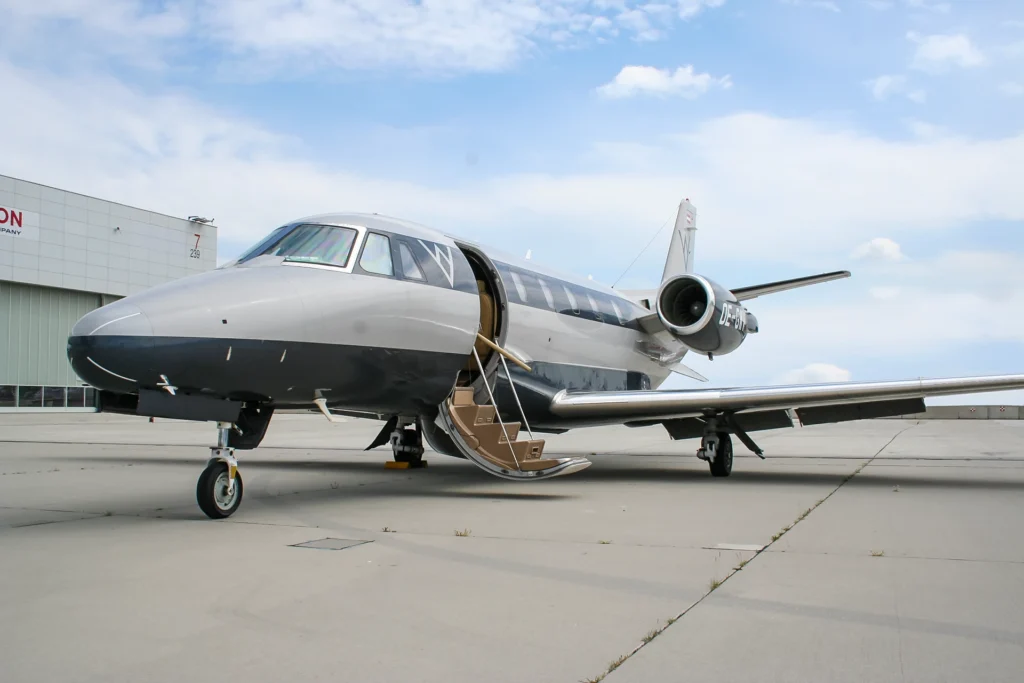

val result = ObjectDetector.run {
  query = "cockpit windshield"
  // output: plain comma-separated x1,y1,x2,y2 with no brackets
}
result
236,224,358,267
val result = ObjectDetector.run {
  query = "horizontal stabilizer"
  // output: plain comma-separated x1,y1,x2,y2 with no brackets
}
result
731,270,850,302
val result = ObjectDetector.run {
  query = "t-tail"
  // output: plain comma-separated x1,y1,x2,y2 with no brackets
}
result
661,198,698,282
642,198,852,361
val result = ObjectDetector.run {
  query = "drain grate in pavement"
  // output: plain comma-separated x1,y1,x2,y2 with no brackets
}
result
290,538,372,551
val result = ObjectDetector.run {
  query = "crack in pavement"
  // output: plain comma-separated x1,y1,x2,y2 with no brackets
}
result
580,425,917,683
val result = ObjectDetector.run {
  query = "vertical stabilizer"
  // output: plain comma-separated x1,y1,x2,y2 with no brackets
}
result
660,199,697,284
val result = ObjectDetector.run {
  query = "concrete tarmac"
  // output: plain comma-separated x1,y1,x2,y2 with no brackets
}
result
1,414,1022,682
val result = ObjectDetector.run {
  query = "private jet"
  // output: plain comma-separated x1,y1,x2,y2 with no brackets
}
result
67,200,1024,518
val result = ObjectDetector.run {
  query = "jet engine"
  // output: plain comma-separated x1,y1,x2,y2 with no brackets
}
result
655,274,757,356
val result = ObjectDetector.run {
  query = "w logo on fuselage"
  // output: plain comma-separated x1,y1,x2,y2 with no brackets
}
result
418,240,455,287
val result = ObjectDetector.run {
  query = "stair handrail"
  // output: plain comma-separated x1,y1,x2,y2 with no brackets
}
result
499,354,534,441
476,334,532,372
471,346,521,471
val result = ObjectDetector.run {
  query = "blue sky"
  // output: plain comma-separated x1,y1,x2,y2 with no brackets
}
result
1,0,1023,400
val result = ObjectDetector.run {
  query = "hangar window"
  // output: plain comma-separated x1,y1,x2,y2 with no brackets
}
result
359,232,395,276
238,223,358,268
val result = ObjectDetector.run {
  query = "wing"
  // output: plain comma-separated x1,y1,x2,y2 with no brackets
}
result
549,374,1024,430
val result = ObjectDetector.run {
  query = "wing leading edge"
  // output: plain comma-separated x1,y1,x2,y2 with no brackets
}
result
549,374,1024,427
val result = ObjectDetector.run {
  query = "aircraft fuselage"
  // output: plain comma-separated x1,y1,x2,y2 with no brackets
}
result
67,213,680,431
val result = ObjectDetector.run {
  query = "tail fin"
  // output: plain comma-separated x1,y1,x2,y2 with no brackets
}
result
661,198,697,284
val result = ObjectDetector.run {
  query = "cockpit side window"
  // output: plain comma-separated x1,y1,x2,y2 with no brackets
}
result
398,241,425,281
237,223,357,267
359,232,395,276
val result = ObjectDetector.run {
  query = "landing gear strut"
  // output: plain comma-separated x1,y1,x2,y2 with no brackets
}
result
697,425,733,478
197,422,243,519
390,419,425,465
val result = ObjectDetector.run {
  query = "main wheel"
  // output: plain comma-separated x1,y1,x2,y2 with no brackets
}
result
392,427,424,464
197,461,243,519
708,432,733,477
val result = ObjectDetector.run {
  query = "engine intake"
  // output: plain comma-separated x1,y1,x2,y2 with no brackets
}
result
656,274,753,356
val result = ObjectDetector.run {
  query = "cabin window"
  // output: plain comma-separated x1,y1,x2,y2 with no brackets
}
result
586,293,604,321
563,285,579,314
398,242,425,281
611,300,625,324
360,233,395,276
509,271,528,302
238,223,358,268
537,278,556,309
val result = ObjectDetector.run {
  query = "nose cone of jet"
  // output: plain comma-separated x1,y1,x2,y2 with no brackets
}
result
68,302,154,393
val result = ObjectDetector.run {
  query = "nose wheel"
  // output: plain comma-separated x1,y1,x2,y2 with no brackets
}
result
197,460,243,518
197,422,244,519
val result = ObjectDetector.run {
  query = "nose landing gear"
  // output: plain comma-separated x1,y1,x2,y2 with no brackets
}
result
197,422,244,519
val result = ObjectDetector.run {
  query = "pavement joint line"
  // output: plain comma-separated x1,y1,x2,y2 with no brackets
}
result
578,425,917,683
760,548,1024,565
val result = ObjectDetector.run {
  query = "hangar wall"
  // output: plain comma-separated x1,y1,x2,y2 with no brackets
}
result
0,174,218,410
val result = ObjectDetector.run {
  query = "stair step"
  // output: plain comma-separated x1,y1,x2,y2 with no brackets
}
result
510,439,545,461
452,404,495,426
446,389,564,474
472,421,521,447
519,458,563,471
452,387,477,406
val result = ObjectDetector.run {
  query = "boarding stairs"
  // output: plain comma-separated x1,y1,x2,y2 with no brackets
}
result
439,339,591,480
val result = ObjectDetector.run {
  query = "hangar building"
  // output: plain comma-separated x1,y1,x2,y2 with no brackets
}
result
0,174,218,411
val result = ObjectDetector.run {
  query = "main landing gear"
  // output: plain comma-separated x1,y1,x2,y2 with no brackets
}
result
697,431,734,477
694,414,765,477
389,419,426,467
197,422,243,519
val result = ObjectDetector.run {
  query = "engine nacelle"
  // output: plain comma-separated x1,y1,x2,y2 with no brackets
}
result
655,274,757,356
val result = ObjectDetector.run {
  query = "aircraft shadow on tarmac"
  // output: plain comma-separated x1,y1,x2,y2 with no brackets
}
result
41,453,1024,493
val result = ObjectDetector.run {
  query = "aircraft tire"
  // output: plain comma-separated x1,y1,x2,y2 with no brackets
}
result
708,433,733,477
197,462,243,519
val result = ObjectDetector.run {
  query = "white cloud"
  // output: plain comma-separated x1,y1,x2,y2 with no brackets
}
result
0,0,729,75
676,0,727,19
864,75,926,102
1000,82,1024,97
596,65,733,98
869,286,901,300
908,32,986,72
904,0,951,13
2,60,1024,269
780,0,841,12
852,238,906,262
779,363,852,384
906,119,949,138
998,41,1024,59
866,74,907,100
